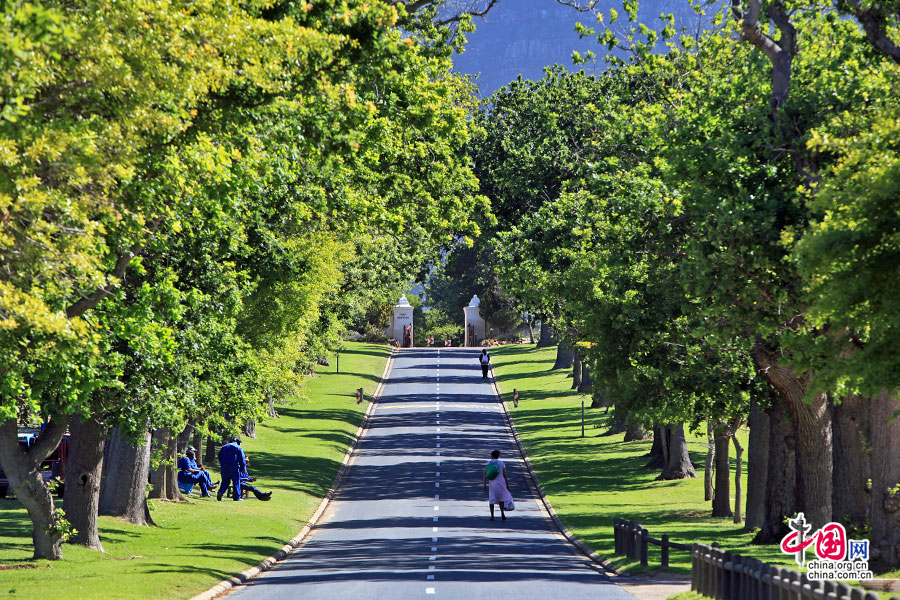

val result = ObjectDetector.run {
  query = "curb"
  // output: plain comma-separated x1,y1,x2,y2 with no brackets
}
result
190,347,398,600
488,360,620,576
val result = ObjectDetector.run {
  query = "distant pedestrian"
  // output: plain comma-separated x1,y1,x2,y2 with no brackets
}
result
483,449,512,521
479,348,490,379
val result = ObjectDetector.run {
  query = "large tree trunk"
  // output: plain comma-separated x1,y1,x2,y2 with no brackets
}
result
832,395,870,529
242,419,256,439
0,418,69,559
578,362,593,394
869,392,900,569
712,424,733,517
745,399,770,531
63,414,106,551
624,422,651,442
148,428,182,501
191,431,202,456
606,406,627,435
553,341,574,370
536,321,555,348
205,434,217,467
751,340,832,529
705,420,715,502
733,433,743,524
175,422,194,455
644,426,667,470
571,352,582,390
659,423,696,480
590,388,607,409
755,392,798,543
99,427,154,526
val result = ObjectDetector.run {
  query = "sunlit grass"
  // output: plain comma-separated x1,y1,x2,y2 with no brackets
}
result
491,343,789,575
0,342,391,599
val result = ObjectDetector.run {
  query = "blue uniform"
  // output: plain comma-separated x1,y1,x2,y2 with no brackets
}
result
177,456,213,495
217,442,246,501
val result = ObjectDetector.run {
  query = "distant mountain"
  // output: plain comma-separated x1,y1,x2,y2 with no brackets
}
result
451,0,700,95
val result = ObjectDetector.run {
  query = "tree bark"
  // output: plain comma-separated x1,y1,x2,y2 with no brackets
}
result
659,423,696,480
705,420,716,502
751,340,832,529
590,387,607,409
242,419,256,439
644,426,667,470
624,422,651,442
571,352,582,390
175,422,194,456
148,428,182,501
868,392,900,569
745,398,770,531
62,414,106,551
832,395,870,529
205,434,217,467
536,320,555,348
553,341,574,370
578,362,593,394
0,417,69,559
712,424,733,517
191,431,202,456
99,427,154,526
755,392,798,543
733,433,744,524
606,406,626,435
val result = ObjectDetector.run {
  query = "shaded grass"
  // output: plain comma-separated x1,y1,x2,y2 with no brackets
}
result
491,344,788,575
0,342,391,599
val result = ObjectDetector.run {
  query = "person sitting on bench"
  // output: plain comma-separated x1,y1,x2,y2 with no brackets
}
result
177,446,218,497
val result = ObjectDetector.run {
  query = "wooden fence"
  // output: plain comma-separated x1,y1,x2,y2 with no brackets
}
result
691,543,899,600
613,518,691,568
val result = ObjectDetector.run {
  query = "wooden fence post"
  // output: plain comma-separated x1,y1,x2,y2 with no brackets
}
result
692,544,701,593
836,582,852,600
640,528,649,566
662,534,670,568
614,519,620,554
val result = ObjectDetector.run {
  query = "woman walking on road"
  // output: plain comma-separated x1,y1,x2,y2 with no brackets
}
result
483,450,513,521
479,348,490,379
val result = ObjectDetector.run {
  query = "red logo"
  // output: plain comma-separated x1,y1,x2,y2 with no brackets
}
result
779,513,847,565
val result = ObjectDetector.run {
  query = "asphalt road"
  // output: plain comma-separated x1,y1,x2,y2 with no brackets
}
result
230,348,634,600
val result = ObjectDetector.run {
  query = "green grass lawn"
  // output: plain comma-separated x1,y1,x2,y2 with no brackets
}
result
0,342,391,599
491,343,798,575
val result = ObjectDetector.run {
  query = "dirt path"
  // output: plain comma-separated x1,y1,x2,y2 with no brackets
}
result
613,573,692,600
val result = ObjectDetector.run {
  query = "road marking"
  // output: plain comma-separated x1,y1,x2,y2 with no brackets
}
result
437,452,441,456
435,482,439,487
433,517,438,521
434,506,439,510
427,584,436,592
427,575,435,580
431,546,437,552
428,566,436,571
436,435,441,439
432,536,438,542
433,527,438,532
434,494,439,499
436,472,440,477
436,462,440,467
429,556,437,561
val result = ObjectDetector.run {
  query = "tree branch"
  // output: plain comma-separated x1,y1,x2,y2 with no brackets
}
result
64,216,164,320
851,2,900,64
